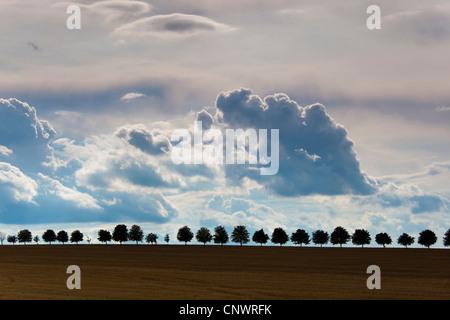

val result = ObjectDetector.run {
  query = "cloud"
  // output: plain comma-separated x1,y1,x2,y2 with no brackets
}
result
113,13,233,38
120,92,146,102
385,6,450,44
435,106,450,112
55,0,152,24
0,162,38,204
115,124,171,155
0,146,13,157
212,88,377,196
0,98,56,170
37,173,101,210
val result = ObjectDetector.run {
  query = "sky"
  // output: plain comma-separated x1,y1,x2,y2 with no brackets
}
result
0,0,449,247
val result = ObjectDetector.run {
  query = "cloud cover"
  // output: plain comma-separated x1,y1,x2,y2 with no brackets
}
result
210,88,377,196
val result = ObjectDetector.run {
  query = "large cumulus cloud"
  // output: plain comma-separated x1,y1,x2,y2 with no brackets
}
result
208,88,377,196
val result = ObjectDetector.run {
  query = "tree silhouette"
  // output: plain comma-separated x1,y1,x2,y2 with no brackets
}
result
312,230,329,247
113,224,128,245
352,229,371,248
98,229,112,244
57,230,69,244
33,235,39,245
70,230,83,244
17,229,32,245
418,229,437,249
252,229,269,246
196,227,213,245
177,226,193,245
271,227,289,246
231,225,249,246
7,235,17,245
397,233,414,248
330,226,351,247
164,233,170,244
0,232,6,245
146,233,158,245
444,229,450,247
213,226,229,246
375,232,392,248
42,229,56,245
129,225,144,244
291,229,310,247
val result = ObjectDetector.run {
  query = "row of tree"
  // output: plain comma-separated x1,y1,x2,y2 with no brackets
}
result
1,225,450,248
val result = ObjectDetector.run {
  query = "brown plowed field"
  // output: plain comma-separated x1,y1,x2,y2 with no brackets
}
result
0,245,448,300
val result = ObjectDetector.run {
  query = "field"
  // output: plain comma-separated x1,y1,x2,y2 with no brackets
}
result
0,245,448,300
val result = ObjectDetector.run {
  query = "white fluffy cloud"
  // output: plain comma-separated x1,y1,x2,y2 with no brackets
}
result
37,173,101,210
0,162,38,204
120,92,146,101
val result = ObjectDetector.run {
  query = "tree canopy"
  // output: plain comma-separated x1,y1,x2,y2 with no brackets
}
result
98,229,112,244
196,227,212,245
252,229,269,246
271,227,289,246
70,230,83,244
231,225,249,246
312,230,329,247
418,229,437,249
291,229,310,247
177,226,194,245
42,229,57,244
113,224,128,245
330,226,351,247
397,233,415,248
352,229,371,248
375,232,392,248
213,226,229,245
57,230,69,244
17,229,32,245
129,225,144,244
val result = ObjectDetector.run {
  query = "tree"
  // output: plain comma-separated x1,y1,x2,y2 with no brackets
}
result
418,229,437,249
17,229,32,245
351,229,371,248
397,233,414,248
42,229,57,244
196,227,212,245
375,232,392,248
291,229,310,247
113,224,128,245
0,232,6,245
86,236,92,244
7,235,17,245
177,226,193,245
330,226,351,247
146,233,158,245
213,226,229,246
98,229,112,245
129,225,144,244
271,227,289,246
444,229,450,247
231,225,250,246
33,235,40,245
57,230,69,244
70,230,84,244
164,233,170,244
312,230,329,247
252,229,269,246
